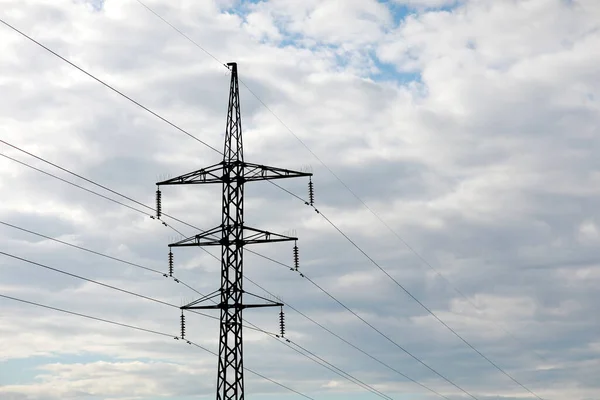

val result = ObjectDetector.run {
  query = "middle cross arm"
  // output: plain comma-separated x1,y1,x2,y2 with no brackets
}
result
242,162,312,182
169,225,298,248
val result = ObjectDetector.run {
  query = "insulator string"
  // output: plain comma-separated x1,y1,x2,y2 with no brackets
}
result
181,311,186,339
279,306,285,337
156,188,162,219
293,241,299,271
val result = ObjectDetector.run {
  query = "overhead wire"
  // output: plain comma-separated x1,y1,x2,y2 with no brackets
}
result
0,251,235,329
0,19,221,155
246,249,478,399
0,219,449,399
128,0,550,389
268,188,544,399
243,277,451,400
0,15,540,398
0,144,224,283
253,180,544,398
0,167,376,399
0,143,473,398
0,152,149,216
1,249,395,400
2,219,451,399
0,293,316,400
0,140,202,233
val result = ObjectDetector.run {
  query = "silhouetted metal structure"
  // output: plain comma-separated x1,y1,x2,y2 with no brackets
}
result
156,62,311,400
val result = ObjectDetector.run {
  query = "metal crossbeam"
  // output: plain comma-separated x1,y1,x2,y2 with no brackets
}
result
156,161,312,186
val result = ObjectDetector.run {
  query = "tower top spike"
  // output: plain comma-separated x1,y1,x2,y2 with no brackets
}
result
224,61,242,162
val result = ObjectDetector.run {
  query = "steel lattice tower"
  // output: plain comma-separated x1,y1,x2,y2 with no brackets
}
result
156,62,312,400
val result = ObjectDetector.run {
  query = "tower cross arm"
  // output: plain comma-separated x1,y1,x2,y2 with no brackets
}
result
242,162,312,182
156,161,311,186
242,226,298,245
156,162,224,186
169,225,222,247
168,225,298,248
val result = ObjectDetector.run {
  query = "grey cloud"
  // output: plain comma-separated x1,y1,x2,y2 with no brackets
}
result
1,0,599,399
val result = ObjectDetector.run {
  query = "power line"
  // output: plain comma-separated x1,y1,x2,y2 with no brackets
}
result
302,205,543,399
0,141,202,233
0,293,315,400
244,277,451,400
1,249,396,399
133,0,225,68
258,176,544,398
1,141,478,399
0,17,535,396
1,11,455,399
259,328,395,400
1,219,450,399
282,336,393,400
0,14,539,388
0,250,277,335
0,152,150,216
127,1,549,391
0,251,227,324
0,18,221,154
0,146,229,283
248,248,478,399
0,142,290,313
235,310,395,400
247,226,539,399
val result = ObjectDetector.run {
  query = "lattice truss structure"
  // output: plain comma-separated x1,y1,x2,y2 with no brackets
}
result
155,62,312,400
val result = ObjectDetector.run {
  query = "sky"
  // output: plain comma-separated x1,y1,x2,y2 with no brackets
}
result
0,0,599,399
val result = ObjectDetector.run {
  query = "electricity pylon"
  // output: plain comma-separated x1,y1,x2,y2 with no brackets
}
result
156,62,312,400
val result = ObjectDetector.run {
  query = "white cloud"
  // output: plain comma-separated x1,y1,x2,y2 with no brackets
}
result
0,0,599,399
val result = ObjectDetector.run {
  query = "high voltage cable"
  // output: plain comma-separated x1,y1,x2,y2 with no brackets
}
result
0,144,476,398
0,15,539,389
0,152,150,216
0,20,221,155
0,249,278,337
0,249,296,339
1,124,477,398
243,277,451,400
129,0,550,389
1,219,450,400
1,250,395,400
0,145,224,282
0,17,539,398
271,192,544,399
0,251,230,327
0,294,315,400
0,140,201,233
246,324,395,400
246,250,478,400
133,0,225,67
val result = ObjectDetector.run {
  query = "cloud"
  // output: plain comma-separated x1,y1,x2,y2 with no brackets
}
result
0,0,599,399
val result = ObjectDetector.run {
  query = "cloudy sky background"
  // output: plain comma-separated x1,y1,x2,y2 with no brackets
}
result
1,0,599,399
